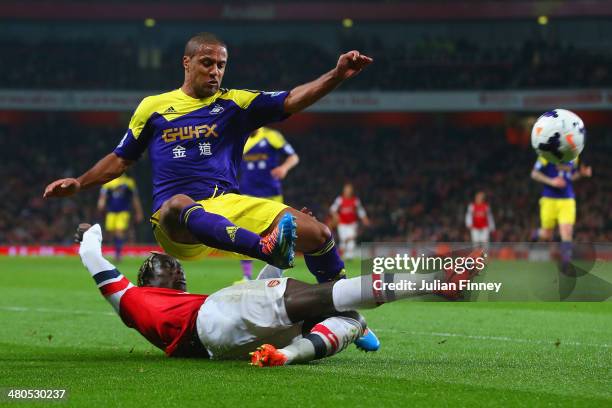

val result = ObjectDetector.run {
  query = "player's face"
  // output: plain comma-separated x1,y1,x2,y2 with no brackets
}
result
145,256,187,291
184,43,227,98
343,184,354,197
475,192,485,203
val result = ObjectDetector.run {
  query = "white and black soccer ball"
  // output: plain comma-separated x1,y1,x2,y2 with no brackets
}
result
531,108,586,164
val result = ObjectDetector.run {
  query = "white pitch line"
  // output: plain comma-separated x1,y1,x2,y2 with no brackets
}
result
0,306,114,316
380,329,611,349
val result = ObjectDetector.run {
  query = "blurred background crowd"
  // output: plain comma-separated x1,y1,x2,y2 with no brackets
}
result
1,0,611,245
2,37,611,91
2,114,610,245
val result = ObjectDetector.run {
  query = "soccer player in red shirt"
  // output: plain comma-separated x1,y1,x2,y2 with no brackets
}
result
330,183,370,260
465,191,495,245
77,223,477,366
45,32,373,286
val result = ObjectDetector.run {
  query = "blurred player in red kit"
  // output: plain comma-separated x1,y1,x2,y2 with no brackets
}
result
465,191,495,245
330,183,370,260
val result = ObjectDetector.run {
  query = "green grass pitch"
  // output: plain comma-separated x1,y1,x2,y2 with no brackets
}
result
0,257,610,407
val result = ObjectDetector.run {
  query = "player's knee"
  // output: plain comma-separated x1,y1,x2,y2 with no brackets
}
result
160,194,195,221
314,221,332,247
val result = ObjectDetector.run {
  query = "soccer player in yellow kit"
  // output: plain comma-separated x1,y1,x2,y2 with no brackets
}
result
237,127,299,281
97,173,144,261
531,156,592,269
44,32,373,283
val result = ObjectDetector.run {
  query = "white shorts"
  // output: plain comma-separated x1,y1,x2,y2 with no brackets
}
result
196,278,302,359
470,228,490,243
337,223,358,242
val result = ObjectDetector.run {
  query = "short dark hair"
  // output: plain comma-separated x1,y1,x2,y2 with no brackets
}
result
184,32,226,57
137,252,183,287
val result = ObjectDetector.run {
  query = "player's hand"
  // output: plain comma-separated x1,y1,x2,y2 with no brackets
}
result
550,177,566,188
135,212,144,224
43,178,81,198
300,207,317,220
362,217,371,227
270,166,289,180
580,165,592,178
335,51,373,80
74,223,92,243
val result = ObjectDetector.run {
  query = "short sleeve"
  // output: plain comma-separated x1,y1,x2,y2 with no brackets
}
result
533,157,546,170
245,91,291,130
126,177,136,191
267,130,295,155
282,142,296,155
114,98,155,161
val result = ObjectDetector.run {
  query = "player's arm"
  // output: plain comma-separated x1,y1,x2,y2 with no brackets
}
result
131,185,145,224
271,153,299,180
465,204,473,228
530,168,566,188
76,223,134,314
329,197,341,226
571,164,592,181
44,153,133,198
269,132,299,179
356,198,370,227
45,98,153,199
97,188,107,213
283,51,373,114
487,207,496,231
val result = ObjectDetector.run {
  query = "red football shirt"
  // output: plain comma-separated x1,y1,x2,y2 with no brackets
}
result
119,286,208,357
470,202,490,229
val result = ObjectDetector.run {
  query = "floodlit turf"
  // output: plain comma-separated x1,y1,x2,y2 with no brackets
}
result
0,257,611,407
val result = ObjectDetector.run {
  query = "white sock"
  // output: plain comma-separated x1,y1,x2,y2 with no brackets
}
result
332,272,440,312
280,316,363,364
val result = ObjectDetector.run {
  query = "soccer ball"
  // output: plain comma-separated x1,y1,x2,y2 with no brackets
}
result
531,109,585,164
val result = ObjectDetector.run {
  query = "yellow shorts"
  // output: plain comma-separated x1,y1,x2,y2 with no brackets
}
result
150,193,288,261
539,197,576,229
105,211,130,232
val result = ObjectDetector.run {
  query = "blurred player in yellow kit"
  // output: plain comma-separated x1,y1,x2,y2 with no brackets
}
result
531,156,592,269
97,173,144,261
237,127,299,281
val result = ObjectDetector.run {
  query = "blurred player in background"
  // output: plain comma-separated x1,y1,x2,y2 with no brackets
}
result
237,127,299,281
531,157,592,269
465,191,495,246
97,173,144,261
330,183,370,260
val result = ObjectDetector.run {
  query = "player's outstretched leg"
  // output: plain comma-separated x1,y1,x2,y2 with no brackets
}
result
282,256,483,321
250,314,364,367
249,264,482,367
158,194,296,268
